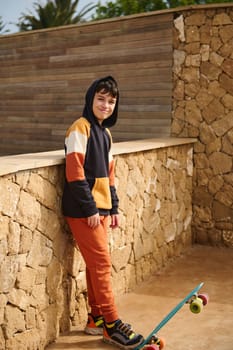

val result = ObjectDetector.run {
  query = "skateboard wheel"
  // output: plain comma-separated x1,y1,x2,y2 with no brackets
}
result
198,293,209,306
144,345,160,350
158,337,166,349
190,297,203,313
149,335,165,349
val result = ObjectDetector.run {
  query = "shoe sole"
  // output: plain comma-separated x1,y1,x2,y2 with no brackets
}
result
84,327,103,335
103,336,143,349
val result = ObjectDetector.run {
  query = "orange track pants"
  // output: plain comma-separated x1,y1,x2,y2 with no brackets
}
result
66,216,119,323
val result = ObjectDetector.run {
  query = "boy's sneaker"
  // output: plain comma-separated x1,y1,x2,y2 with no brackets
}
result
103,319,144,349
84,314,104,335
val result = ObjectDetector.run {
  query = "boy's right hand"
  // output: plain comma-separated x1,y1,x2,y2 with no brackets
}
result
87,213,100,228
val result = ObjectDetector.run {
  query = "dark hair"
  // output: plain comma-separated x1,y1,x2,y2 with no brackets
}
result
95,78,118,98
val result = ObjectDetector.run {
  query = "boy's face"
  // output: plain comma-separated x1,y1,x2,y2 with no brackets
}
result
93,89,117,124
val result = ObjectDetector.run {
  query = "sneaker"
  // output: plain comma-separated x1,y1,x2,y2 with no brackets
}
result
84,313,104,335
103,319,144,349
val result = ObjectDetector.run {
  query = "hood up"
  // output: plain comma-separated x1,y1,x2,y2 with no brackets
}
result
82,76,119,128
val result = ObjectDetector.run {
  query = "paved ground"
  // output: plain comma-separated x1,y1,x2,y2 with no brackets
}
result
46,245,233,350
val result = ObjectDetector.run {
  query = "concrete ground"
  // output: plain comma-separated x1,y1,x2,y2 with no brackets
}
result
46,245,233,350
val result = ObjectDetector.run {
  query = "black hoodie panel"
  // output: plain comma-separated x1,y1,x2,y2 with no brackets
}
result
62,76,119,218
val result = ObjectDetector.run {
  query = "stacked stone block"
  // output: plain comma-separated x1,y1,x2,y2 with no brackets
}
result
0,167,73,349
172,7,233,247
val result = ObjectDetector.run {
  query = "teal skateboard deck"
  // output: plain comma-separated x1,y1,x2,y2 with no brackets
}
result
135,282,206,350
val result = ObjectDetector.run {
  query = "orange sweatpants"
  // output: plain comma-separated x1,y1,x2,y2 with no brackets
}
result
66,216,119,323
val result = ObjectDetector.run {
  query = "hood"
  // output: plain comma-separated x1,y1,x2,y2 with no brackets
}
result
82,76,119,128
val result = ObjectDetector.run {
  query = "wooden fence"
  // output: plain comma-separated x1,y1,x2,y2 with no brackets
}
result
0,12,173,155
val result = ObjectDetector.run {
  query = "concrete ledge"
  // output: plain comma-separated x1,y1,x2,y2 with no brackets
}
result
112,138,197,155
0,138,196,177
0,150,64,177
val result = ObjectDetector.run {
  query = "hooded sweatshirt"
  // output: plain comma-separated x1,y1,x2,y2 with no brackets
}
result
62,76,119,218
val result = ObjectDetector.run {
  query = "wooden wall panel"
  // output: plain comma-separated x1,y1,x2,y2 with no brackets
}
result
0,12,173,155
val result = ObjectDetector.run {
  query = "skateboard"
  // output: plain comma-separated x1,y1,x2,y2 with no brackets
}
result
135,282,209,350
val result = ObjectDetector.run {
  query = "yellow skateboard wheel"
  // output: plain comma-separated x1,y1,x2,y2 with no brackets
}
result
190,297,203,313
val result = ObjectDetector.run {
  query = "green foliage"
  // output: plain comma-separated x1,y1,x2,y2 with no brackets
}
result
93,0,232,20
0,16,9,34
15,0,233,31
93,0,166,19
17,0,96,31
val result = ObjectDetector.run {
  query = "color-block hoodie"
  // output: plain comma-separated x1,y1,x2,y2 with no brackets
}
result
62,76,119,218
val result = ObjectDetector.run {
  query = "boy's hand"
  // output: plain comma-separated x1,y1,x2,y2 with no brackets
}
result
110,214,120,229
87,213,100,228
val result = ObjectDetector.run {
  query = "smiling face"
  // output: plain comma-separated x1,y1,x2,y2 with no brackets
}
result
92,89,117,125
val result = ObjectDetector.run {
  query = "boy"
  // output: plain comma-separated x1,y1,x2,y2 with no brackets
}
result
62,76,144,349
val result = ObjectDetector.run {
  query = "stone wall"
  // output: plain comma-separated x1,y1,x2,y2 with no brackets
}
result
0,141,194,349
171,6,233,247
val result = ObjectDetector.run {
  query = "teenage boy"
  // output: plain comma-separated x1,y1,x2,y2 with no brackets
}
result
62,76,144,349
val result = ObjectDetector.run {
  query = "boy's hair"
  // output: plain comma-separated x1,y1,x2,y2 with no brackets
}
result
95,78,118,98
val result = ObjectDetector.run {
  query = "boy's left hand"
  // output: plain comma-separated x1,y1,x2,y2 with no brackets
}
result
110,214,120,229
